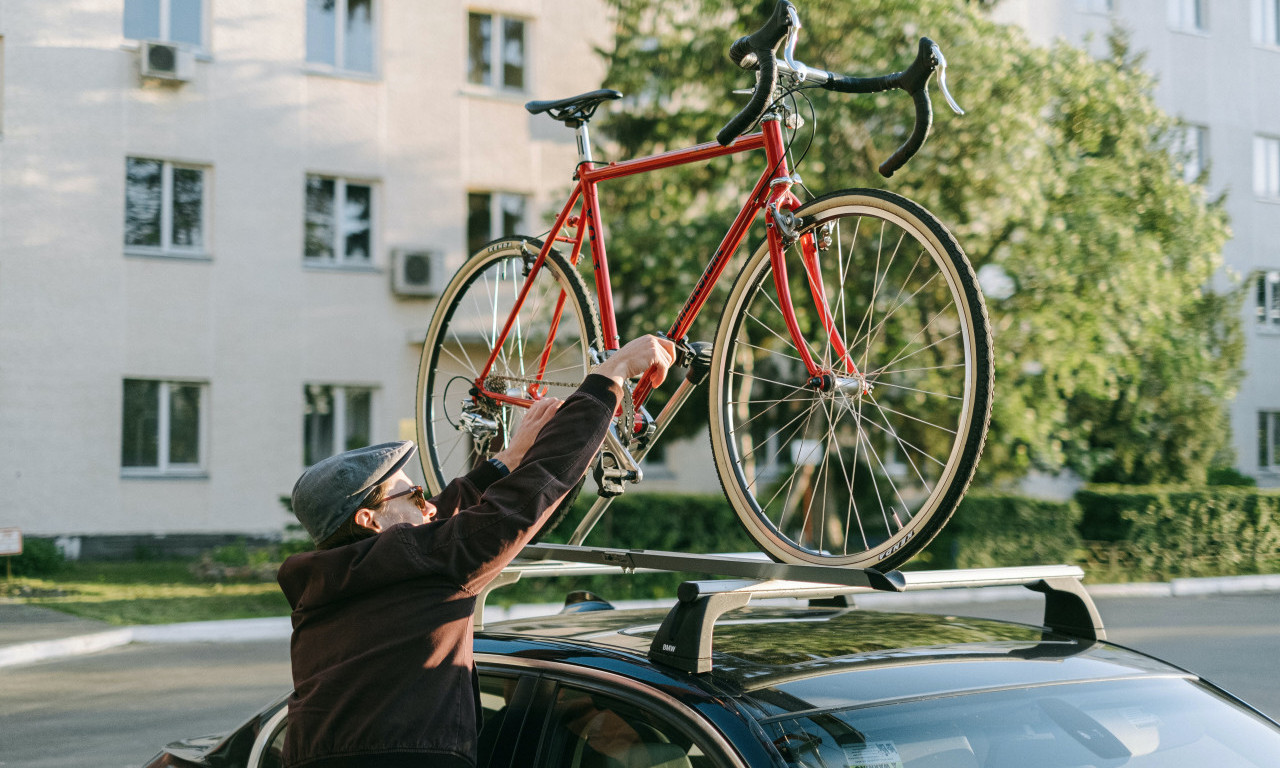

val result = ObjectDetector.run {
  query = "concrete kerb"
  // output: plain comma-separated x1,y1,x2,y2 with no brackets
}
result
2,572,1278,669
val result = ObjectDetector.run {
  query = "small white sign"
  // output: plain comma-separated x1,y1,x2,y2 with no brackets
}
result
0,528,22,556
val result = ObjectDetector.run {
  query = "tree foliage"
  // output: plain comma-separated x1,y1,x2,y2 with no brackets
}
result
584,0,1240,483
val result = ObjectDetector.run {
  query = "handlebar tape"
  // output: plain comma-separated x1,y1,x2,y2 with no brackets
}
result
716,0,796,146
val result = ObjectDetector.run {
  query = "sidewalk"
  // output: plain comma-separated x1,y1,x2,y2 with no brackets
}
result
3,572,1279,670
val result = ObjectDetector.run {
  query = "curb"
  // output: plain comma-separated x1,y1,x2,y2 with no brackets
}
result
3,572,1278,669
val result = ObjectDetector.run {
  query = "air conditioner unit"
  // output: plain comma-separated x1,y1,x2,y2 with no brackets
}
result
140,41,195,83
392,249,446,297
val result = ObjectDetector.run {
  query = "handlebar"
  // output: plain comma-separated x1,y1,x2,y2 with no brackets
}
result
716,0,963,178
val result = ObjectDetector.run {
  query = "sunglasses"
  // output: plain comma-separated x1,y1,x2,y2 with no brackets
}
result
381,485,427,510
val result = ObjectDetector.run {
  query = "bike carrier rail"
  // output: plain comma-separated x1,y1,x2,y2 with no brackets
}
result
480,543,1105,674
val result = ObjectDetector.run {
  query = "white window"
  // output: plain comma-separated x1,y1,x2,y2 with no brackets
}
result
306,0,376,74
467,11,527,91
467,191,527,255
1076,0,1113,13
305,175,373,265
123,0,203,47
1258,271,1280,327
125,157,208,256
122,379,207,475
1177,124,1208,183
304,385,374,465
1168,0,1207,32
1254,0,1280,46
1255,136,1280,198
1260,411,1280,471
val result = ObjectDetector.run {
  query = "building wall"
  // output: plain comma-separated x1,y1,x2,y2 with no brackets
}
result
992,0,1280,486
0,0,612,538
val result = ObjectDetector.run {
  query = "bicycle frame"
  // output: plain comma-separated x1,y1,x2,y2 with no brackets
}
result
476,115,861,414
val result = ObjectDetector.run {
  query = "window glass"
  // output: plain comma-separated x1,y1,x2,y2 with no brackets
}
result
344,388,372,452
502,18,525,89
468,13,492,86
306,0,337,66
305,176,336,260
168,383,201,464
344,0,375,72
343,183,372,261
1256,137,1280,197
538,684,711,768
171,167,204,248
122,379,161,467
124,0,162,40
761,677,1280,768
500,193,525,238
125,158,163,247
170,0,202,46
304,385,335,466
467,192,491,255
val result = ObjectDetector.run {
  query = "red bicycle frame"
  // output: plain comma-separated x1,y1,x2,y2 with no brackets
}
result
476,117,860,412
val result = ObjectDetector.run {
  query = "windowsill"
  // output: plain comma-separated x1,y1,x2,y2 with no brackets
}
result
303,64,381,83
120,40,212,62
121,469,209,479
1168,27,1210,37
302,260,381,273
125,248,213,261
1257,196,1280,204
460,85,530,104
1256,324,1280,334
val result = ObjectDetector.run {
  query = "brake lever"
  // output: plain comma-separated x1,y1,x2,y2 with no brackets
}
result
931,42,964,115
782,5,812,82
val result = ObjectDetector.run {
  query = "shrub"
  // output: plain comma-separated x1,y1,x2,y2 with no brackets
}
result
6,537,66,577
916,493,1082,570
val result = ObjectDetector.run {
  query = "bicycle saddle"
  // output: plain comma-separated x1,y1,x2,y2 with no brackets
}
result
525,89,623,126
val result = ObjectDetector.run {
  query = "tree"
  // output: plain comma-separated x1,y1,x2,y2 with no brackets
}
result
585,0,1240,484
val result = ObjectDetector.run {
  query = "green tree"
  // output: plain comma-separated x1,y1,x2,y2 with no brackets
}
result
584,0,1240,483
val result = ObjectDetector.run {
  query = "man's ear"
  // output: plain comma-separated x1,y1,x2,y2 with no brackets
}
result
353,507,381,533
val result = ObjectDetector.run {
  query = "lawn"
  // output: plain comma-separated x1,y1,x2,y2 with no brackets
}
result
2,560,291,626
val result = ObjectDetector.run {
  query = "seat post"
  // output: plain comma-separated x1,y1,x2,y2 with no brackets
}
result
575,122,594,165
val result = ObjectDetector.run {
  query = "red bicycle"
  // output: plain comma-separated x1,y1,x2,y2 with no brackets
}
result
416,0,992,569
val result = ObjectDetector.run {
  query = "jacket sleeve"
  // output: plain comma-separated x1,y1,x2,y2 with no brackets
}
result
426,462,505,523
403,374,620,593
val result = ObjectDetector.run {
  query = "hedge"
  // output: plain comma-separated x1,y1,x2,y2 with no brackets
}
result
913,493,1082,571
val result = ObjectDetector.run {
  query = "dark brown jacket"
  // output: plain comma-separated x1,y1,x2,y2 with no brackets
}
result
277,375,619,767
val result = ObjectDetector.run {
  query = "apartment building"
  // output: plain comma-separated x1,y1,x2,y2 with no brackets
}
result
994,0,1280,486
0,0,611,548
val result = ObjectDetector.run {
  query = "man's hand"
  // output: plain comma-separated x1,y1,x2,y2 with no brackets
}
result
593,335,677,388
492,396,561,470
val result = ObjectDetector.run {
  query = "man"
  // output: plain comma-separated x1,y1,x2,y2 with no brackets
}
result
278,335,675,768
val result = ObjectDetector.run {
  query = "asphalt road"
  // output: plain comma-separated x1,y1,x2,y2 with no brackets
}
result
1,593,1277,768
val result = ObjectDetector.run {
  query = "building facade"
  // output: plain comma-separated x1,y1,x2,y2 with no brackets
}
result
0,0,613,545
994,0,1280,486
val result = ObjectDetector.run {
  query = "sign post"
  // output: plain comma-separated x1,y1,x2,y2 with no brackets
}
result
0,528,23,581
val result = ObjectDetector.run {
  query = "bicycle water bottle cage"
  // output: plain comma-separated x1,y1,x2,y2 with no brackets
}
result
525,89,624,127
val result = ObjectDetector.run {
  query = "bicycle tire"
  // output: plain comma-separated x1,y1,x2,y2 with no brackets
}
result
416,237,602,538
708,189,992,569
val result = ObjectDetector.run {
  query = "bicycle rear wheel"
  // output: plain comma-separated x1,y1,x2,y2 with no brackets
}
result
709,189,992,569
417,237,602,499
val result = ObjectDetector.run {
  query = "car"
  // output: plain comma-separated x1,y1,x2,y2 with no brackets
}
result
143,557,1280,768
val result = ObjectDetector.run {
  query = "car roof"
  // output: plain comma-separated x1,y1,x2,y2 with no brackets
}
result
478,604,1190,715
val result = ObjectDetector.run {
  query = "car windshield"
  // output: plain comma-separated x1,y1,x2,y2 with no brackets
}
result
758,677,1280,767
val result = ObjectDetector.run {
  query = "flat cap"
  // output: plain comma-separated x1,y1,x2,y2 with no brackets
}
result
291,441,417,544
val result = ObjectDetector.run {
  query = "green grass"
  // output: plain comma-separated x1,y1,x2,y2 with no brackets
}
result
3,561,291,626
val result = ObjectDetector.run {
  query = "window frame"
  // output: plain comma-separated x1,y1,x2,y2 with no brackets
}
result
124,157,211,259
1254,0,1280,47
302,383,376,467
1257,270,1280,330
1254,135,1280,200
1167,0,1208,33
121,378,209,477
465,10,530,95
1178,123,1208,184
305,0,380,78
1076,0,1113,14
122,0,207,50
303,174,377,268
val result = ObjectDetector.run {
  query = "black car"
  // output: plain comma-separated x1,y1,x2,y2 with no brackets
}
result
144,559,1280,768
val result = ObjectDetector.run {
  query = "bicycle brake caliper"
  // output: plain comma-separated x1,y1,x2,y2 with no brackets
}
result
769,204,802,246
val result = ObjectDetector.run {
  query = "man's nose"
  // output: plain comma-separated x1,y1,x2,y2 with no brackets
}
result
423,502,438,522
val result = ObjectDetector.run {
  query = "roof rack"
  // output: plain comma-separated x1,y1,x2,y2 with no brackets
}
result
484,544,1105,674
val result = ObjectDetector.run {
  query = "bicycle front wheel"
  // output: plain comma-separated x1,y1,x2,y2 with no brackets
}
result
709,189,993,569
417,237,602,496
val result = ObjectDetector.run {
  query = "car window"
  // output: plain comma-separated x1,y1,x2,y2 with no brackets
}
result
536,682,720,768
759,677,1280,768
